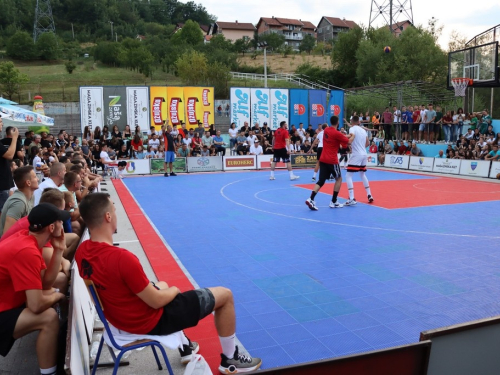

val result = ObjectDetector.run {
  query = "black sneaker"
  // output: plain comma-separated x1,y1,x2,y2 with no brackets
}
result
179,339,199,364
368,195,374,203
164,173,169,177
170,172,177,176
219,346,262,373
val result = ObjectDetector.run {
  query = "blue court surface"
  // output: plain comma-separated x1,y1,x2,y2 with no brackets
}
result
123,169,500,369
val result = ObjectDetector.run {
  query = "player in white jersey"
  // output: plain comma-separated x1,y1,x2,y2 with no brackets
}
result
311,124,327,181
345,116,374,205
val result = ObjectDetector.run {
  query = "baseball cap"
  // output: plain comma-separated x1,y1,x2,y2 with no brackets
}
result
254,139,259,143
263,122,267,125
28,203,71,232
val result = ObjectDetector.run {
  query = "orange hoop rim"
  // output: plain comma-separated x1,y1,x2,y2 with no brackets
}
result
451,77,473,86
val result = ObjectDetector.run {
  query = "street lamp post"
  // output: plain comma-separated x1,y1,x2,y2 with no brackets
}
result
109,21,114,40
257,41,269,88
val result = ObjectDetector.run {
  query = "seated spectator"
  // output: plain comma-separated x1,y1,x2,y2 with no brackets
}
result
117,144,129,159
202,131,213,148
109,136,121,152
0,166,38,236
157,145,165,159
479,144,491,160
456,147,466,159
195,123,205,138
148,134,160,151
200,145,210,156
76,193,262,373
58,171,83,236
464,128,474,140
191,133,202,156
301,140,312,154
177,144,190,158
209,144,218,156
213,131,226,156
144,145,156,159
249,140,263,155
445,144,454,158
174,134,183,151
369,141,378,153
398,142,408,155
263,140,273,154
70,164,98,203
472,144,481,159
485,144,500,161
182,133,192,148
435,150,445,158
410,142,423,156
135,145,145,159
246,131,257,145
0,204,68,374
130,133,143,154
99,144,115,176
34,162,66,206
228,123,238,151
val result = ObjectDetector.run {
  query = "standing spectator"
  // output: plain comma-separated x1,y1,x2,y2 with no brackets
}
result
382,107,393,141
425,104,436,144
195,122,205,138
228,123,238,152
213,131,226,156
209,124,216,137
225,103,230,117
400,106,408,142
0,166,38,236
1,126,24,162
23,130,34,155
479,109,492,135
29,134,43,151
442,111,453,144
55,132,67,149
163,126,176,177
393,105,401,141
217,104,222,116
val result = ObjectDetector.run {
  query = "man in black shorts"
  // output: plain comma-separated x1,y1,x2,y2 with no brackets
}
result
306,116,353,210
311,124,327,181
270,121,299,181
76,193,262,373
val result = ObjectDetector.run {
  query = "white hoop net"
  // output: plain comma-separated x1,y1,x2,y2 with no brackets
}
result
451,78,470,97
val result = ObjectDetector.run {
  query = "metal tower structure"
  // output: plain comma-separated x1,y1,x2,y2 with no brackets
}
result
33,0,56,42
369,0,413,34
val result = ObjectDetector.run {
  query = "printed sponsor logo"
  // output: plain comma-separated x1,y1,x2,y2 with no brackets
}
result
367,155,376,163
186,97,199,125
126,161,136,173
311,104,325,117
293,103,306,115
390,156,403,165
169,97,182,124
203,111,210,127
225,158,255,167
470,162,477,171
202,89,211,106
152,97,164,126
197,157,210,166
419,158,424,164
330,104,341,116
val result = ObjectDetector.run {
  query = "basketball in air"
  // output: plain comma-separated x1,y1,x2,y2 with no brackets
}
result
384,46,391,53
497,173,500,180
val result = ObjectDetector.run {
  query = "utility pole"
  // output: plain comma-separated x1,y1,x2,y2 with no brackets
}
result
369,0,414,34
71,23,74,40
257,41,269,88
109,21,114,40
33,0,56,42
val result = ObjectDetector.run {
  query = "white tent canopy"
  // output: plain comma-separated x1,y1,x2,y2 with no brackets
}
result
0,97,54,127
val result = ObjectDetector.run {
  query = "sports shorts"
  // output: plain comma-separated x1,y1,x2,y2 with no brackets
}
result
0,305,25,356
164,151,175,163
318,162,341,185
316,147,323,160
346,154,367,173
273,148,290,163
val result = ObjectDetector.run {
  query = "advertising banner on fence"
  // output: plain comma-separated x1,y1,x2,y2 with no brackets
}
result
119,160,151,175
230,87,251,129
103,86,127,128
328,90,344,128
150,158,186,174
270,89,289,130
367,153,378,167
79,87,104,133
200,87,214,128
289,89,309,128
459,159,490,177
291,154,317,168
433,158,460,174
250,88,271,127
150,86,168,131
489,161,500,179
183,87,204,129
223,155,257,171
187,156,223,172
256,154,285,169
409,156,434,172
166,87,185,125
384,155,410,169
126,87,150,131
308,89,327,128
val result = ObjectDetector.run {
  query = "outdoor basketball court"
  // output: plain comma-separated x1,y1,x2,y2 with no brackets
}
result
114,169,500,370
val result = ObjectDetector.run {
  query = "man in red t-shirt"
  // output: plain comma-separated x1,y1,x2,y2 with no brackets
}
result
270,121,300,181
77,193,262,373
0,203,69,375
306,116,352,210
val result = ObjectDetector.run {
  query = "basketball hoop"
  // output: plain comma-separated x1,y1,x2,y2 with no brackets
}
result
451,78,472,97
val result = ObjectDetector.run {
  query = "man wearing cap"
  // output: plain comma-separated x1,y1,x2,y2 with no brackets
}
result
0,117,19,214
0,203,68,375
249,139,263,155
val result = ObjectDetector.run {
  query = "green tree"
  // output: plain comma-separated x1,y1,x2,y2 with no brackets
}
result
94,41,124,66
171,20,204,46
260,33,285,51
0,62,29,100
6,31,37,60
36,32,59,60
176,50,208,85
280,44,293,57
234,37,251,55
206,61,231,99
65,60,77,74
331,26,364,87
299,34,316,55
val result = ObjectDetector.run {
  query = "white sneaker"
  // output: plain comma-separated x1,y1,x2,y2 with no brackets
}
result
311,177,316,182
306,198,318,211
329,201,343,208
344,199,357,206
368,195,374,203
290,175,300,181
270,176,275,180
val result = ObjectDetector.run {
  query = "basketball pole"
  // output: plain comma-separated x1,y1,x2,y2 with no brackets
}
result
491,88,494,115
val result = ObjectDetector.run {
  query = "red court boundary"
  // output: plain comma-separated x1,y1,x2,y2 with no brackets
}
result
113,180,222,372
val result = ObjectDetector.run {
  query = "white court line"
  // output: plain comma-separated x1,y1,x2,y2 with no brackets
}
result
220,176,500,239
412,181,500,194
113,240,139,244
254,187,332,208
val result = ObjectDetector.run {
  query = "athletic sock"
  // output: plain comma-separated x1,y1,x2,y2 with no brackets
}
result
289,170,294,178
360,171,372,196
270,170,274,178
219,334,236,358
313,171,317,178
332,191,339,203
40,366,57,375
346,172,355,200
310,191,317,200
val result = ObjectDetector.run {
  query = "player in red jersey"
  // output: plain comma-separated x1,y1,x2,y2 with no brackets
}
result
270,121,300,180
306,116,353,210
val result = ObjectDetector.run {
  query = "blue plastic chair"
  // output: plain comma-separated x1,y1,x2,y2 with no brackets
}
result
84,280,174,375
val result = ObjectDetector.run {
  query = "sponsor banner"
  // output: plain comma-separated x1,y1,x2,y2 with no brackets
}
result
187,156,223,172
384,155,410,169
270,88,289,130
184,87,204,129
432,158,460,174
256,154,286,169
230,87,251,129
150,158,187,173
223,155,257,171
250,88,271,127
489,161,500,179
103,86,127,129
79,86,104,133
328,90,344,128
200,87,214,129
291,154,317,168
118,159,150,175
367,153,378,167
166,87,185,125
459,159,490,177
289,89,309,128
409,156,434,172
126,87,150,131
150,86,168,131
308,89,328,128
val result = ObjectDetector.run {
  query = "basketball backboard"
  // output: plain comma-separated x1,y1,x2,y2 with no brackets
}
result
447,41,499,89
